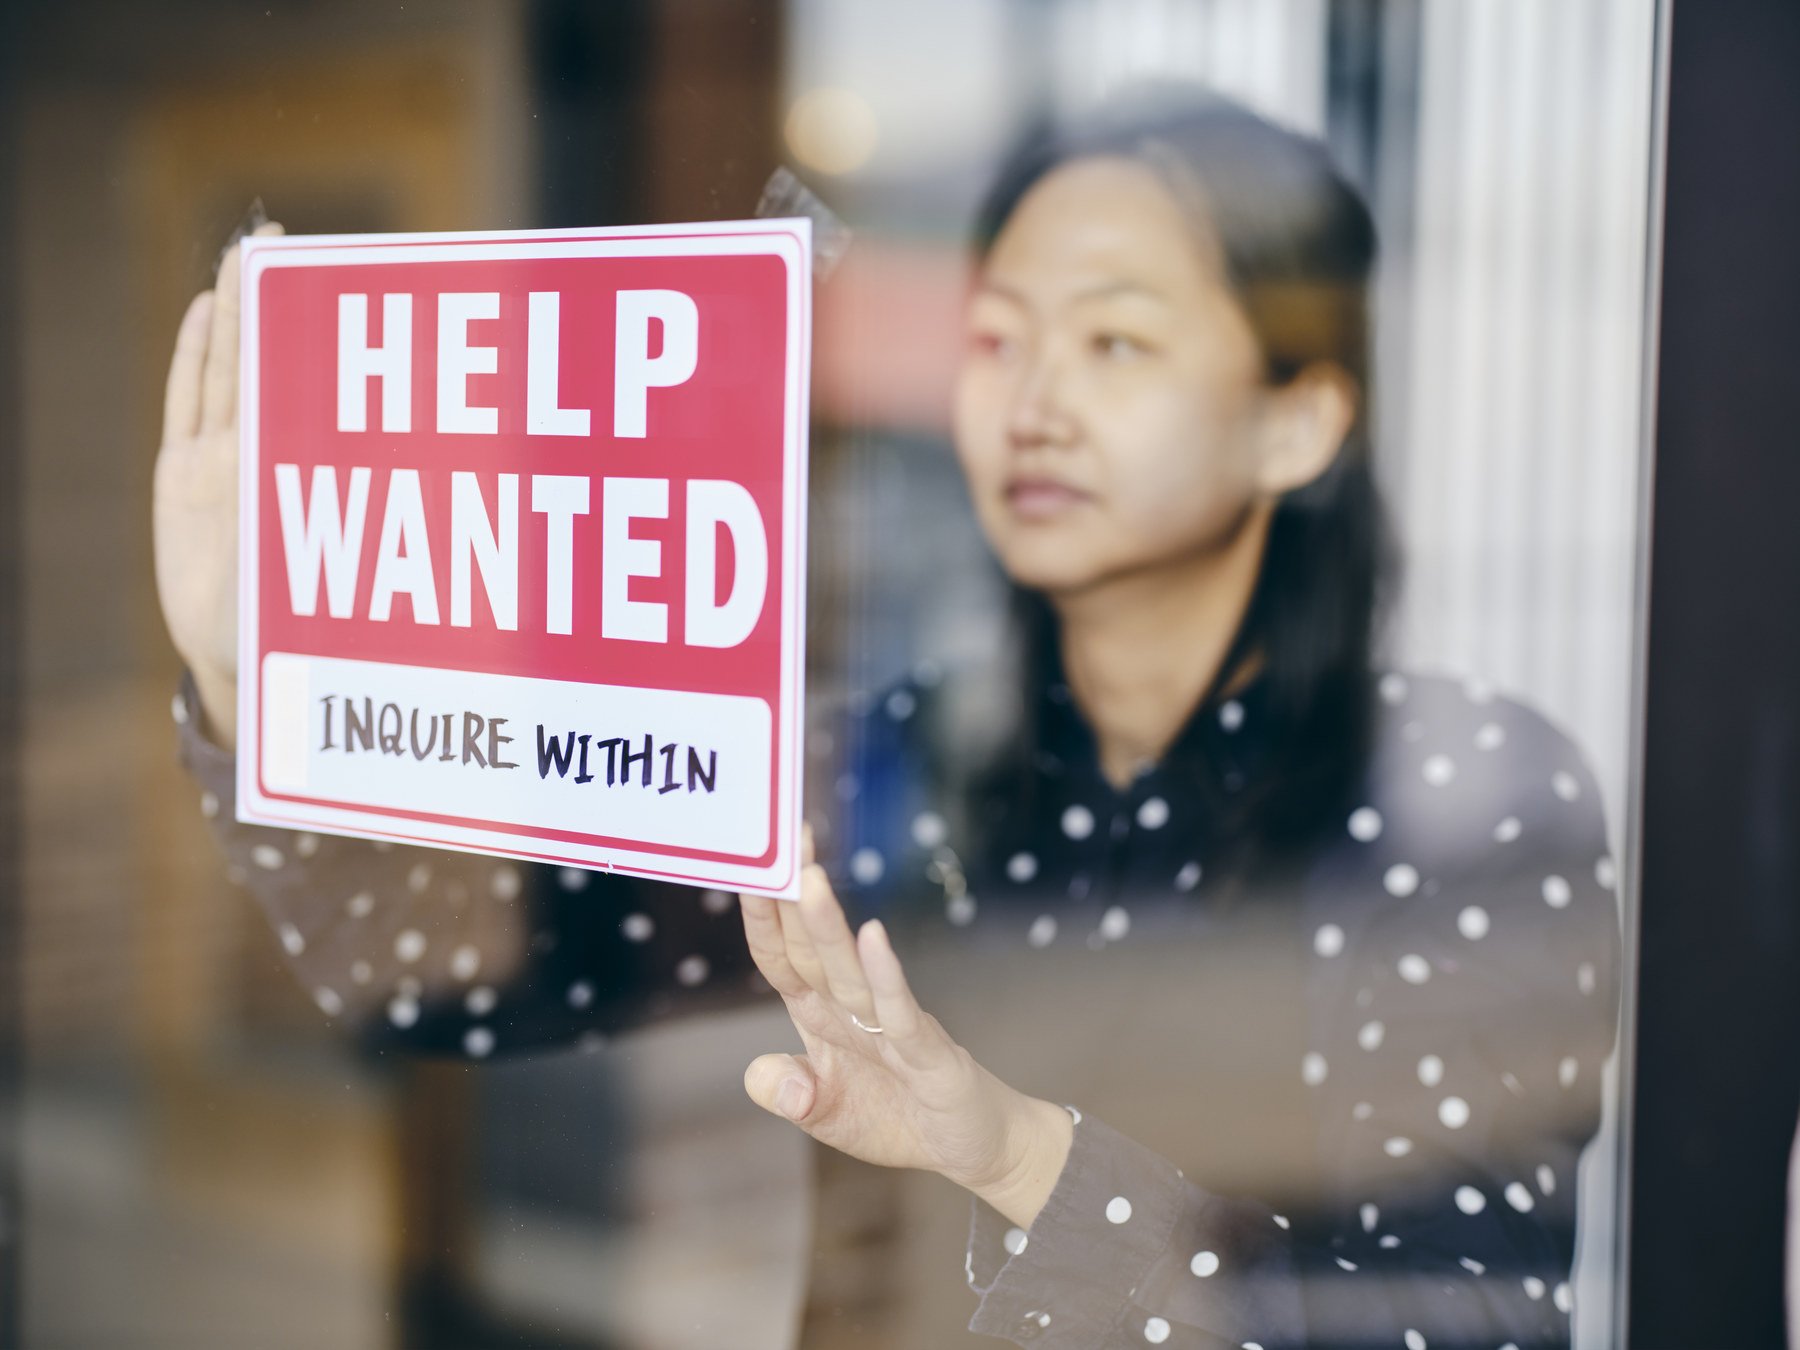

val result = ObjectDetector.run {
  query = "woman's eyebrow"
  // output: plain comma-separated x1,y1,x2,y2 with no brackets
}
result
973,278,1170,309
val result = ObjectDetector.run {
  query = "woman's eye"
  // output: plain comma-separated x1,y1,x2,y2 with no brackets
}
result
969,330,1017,359
1092,332,1149,361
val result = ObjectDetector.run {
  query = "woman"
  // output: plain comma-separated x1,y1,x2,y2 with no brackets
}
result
158,90,1619,1348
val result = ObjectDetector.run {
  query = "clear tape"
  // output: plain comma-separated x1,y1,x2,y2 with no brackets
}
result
756,167,852,283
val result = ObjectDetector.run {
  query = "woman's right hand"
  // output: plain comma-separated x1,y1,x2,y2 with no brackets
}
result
153,220,283,750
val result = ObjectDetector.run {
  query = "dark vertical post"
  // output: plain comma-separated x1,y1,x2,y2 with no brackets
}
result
1630,0,1800,1343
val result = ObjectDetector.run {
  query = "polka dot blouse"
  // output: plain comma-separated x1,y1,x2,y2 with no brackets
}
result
175,662,1621,1350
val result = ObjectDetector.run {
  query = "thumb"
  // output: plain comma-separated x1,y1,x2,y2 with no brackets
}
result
745,1052,817,1123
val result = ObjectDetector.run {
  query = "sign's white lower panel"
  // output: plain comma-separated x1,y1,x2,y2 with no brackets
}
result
260,652,772,859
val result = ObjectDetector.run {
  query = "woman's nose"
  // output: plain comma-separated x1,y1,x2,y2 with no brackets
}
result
1005,351,1076,449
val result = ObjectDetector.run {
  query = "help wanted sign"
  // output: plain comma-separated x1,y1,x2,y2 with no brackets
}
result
236,221,811,898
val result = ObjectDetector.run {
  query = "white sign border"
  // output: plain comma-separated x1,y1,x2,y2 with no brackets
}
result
235,220,811,899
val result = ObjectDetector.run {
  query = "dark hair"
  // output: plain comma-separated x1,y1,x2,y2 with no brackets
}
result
974,86,1396,860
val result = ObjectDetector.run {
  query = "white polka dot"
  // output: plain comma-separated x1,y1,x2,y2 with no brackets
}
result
1352,1101,1374,1121
1244,1344,1265,1350
1459,1257,1486,1275
1358,1020,1386,1051
848,848,884,886
199,790,220,819
405,863,431,895
1438,1096,1470,1129
1006,852,1038,883
1418,1054,1444,1087
1065,1104,1083,1125
1098,906,1131,941
567,980,594,1009
1348,807,1383,842
1380,673,1409,705
1398,953,1431,984
1379,1234,1401,1249
1136,796,1170,830
1272,1214,1290,1229
1038,1314,1052,1328
350,960,372,985
1175,861,1202,891
394,929,426,964
387,995,420,1029
1405,1329,1427,1350
1144,1317,1171,1344
1336,1256,1358,1271
1061,804,1095,840
1314,923,1346,958
1559,1056,1579,1088
295,833,320,858
1577,962,1597,995
1542,875,1572,908
1523,1276,1546,1301
1502,1071,1526,1097
1384,864,1420,897
1027,914,1057,948
1457,906,1490,940
1422,754,1456,787
346,891,374,919
911,811,947,849
1494,816,1522,843
1384,1136,1413,1157
1219,699,1245,731
676,954,710,986
1454,1186,1486,1215
558,867,590,891
1360,1203,1379,1232
278,923,305,956
1474,722,1506,751
621,912,654,942
465,985,497,1016
1553,1281,1573,1313
1536,1164,1557,1196
1596,856,1617,889
885,688,916,721
1190,1249,1220,1277
463,1027,495,1058
1505,1183,1535,1213
253,845,286,871
946,893,977,925
1106,1196,1133,1224
1003,1226,1029,1256
489,866,521,901
449,945,481,981
1552,770,1580,801
702,889,734,914
1301,1052,1328,1086
314,987,343,1016
171,692,190,725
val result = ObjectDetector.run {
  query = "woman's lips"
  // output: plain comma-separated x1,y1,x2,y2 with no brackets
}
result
1003,478,1091,520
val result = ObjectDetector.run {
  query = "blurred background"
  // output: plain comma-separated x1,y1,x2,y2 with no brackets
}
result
3,0,1661,1346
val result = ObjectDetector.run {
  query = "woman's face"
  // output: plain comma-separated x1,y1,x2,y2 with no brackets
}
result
953,156,1274,599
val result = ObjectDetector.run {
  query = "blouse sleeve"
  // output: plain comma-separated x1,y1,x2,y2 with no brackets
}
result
172,674,772,1058
960,690,1622,1350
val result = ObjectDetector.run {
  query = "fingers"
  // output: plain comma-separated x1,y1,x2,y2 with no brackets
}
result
774,885,830,992
163,290,214,445
859,919,938,1069
739,892,811,999
744,1052,817,1123
795,863,878,1022
200,220,283,436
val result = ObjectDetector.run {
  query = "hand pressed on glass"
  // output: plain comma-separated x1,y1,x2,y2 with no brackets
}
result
738,834,1073,1231
154,219,286,750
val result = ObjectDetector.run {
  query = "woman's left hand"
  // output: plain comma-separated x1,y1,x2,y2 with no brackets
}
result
738,847,1073,1228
